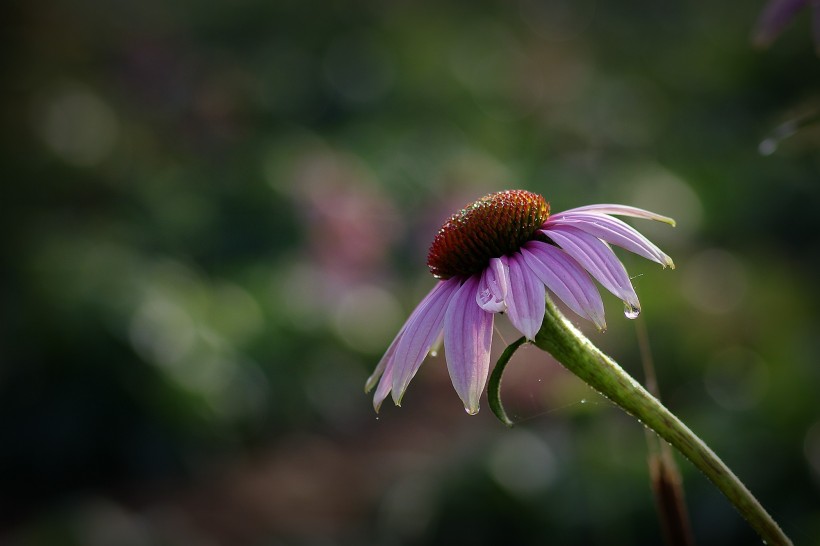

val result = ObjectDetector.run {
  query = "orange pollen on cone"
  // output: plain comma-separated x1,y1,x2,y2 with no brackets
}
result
427,190,550,279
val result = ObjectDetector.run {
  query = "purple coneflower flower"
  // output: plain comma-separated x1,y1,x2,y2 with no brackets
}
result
366,190,674,414
752,0,820,55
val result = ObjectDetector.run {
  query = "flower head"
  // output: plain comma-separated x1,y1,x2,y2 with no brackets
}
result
752,0,820,55
366,190,675,415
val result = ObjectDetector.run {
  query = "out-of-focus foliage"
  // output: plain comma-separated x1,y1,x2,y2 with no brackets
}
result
1,0,819,545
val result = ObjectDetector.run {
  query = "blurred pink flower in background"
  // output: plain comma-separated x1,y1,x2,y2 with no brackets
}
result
753,0,820,54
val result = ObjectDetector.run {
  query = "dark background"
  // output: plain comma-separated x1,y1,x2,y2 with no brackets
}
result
2,0,819,544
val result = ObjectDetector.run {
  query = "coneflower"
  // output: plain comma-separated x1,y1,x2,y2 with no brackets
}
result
366,190,674,414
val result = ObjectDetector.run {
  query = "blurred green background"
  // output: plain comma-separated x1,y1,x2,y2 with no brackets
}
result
2,0,819,544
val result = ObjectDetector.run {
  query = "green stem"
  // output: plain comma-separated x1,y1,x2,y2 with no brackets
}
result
533,297,792,546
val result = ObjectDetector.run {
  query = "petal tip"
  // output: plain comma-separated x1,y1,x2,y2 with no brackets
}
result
391,389,404,407
521,324,540,342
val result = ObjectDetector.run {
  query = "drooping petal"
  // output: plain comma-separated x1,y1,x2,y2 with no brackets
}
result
543,225,640,310
372,360,395,412
505,253,546,340
552,204,676,226
546,212,674,268
391,277,461,406
521,242,607,330
368,320,408,411
444,276,494,414
477,257,509,313
365,321,407,393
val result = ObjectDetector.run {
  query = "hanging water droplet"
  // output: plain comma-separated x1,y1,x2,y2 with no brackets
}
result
429,349,438,357
623,303,640,319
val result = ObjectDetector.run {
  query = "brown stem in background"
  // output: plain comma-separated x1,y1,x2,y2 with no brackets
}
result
635,317,695,546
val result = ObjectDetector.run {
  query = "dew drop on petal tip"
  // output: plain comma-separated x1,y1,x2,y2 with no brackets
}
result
623,303,640,319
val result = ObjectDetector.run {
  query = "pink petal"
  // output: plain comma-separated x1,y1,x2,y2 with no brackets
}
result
543,225,640,310
366,323,405,393
552,204,676,226
505,253,546,340
372,360,395,412
391,277,461,406
476,257,509,313
444,276,494,414
521,242,607,330
752,0,807,47
546,212,674,268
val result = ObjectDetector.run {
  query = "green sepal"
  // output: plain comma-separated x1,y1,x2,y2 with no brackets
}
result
487,336,527,427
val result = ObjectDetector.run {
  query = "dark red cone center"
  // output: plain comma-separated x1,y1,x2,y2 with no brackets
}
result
427,190,550,279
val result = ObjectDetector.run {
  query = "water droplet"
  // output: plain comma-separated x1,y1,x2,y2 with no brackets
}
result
758,112,820,157
758,138,777,156
623,303,640,319
429,349,438,357
580,399,586,404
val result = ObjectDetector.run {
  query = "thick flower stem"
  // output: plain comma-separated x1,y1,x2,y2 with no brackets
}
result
533,297,792,546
